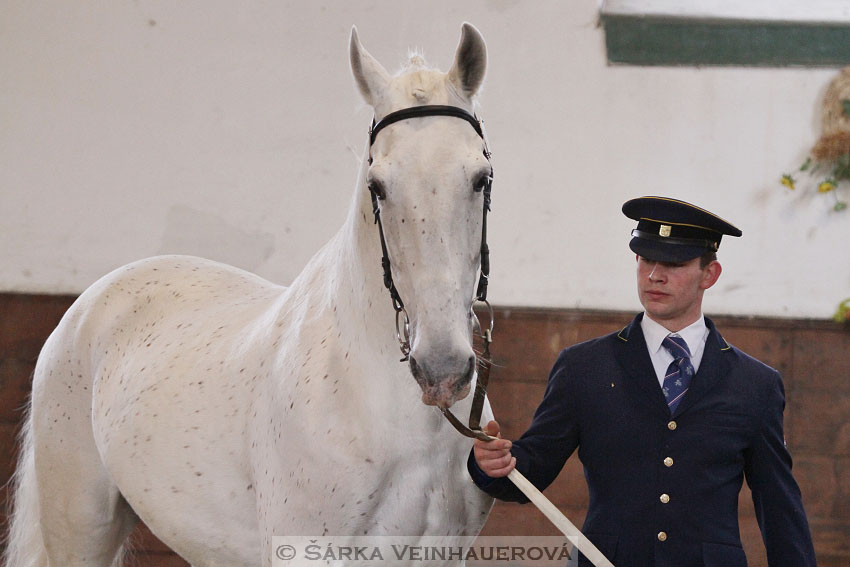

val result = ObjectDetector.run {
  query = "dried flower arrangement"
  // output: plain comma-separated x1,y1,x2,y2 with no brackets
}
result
780,67,849,323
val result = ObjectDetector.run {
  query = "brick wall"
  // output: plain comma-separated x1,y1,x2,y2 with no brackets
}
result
1,294,848,565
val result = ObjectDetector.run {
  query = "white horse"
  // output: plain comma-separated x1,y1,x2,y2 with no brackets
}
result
4,23,496,567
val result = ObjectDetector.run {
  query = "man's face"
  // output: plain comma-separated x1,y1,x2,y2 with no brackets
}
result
636,255,721,331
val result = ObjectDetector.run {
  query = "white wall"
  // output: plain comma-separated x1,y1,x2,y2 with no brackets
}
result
2,1,847,319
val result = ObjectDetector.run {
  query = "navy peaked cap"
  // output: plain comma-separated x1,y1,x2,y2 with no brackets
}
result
622,196,742,262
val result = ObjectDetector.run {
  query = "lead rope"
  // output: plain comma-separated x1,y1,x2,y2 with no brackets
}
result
367,106,614,567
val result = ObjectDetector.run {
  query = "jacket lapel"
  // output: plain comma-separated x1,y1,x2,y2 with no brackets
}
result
672,316,732,417
614,313,671,417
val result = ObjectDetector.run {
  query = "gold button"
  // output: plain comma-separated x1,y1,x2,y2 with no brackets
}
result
660,493,670,504
667,420,677,430
664,457,674,467
657,531,668,542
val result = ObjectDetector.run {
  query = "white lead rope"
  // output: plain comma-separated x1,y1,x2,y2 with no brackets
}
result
505,468,615,567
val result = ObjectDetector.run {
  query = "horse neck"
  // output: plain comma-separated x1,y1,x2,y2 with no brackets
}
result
320,145,399,354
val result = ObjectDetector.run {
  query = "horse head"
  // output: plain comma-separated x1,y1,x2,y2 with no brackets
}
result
350,24,491,409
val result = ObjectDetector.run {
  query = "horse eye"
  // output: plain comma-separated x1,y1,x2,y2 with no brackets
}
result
368,180,386,200
473,172,492,193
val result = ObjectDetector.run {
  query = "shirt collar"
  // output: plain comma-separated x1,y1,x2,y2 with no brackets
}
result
640,313,707,356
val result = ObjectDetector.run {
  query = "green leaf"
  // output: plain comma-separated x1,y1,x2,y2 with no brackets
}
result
800,157,812,171
842,99,850,117
834,155,850,179
834,298,850,323
835,201,848,212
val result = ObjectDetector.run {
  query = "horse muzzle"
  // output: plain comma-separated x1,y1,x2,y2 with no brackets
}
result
409,353,475,408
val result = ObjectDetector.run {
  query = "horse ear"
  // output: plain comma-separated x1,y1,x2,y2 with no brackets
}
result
349,26,391,106
448,23,487,98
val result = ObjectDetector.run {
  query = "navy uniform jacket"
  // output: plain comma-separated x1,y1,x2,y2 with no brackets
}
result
468,314,816,567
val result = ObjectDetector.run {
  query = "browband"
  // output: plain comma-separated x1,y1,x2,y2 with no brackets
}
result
370,105,485,147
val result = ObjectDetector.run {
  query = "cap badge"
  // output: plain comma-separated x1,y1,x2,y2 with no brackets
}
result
659,224,672,237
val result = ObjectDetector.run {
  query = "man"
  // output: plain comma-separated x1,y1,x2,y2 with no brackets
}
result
468,197,816,567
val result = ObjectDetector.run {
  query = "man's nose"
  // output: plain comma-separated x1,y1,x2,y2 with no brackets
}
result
648,262,665,281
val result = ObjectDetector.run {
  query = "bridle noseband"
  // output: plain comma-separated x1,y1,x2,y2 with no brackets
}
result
367,104,496,441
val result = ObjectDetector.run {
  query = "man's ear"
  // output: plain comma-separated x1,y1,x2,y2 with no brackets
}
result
700,261,722,290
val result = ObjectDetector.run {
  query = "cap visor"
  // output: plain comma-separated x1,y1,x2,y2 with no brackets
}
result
629,238,706,263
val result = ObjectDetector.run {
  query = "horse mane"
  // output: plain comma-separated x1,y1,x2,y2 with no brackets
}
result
403,49,431,71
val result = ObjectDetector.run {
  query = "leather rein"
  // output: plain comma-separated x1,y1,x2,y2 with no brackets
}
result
367,104,496,442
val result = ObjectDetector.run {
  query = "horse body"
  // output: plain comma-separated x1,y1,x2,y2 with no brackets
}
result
6,24,494,567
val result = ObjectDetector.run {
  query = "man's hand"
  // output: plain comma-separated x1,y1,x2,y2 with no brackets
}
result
473,420,516,477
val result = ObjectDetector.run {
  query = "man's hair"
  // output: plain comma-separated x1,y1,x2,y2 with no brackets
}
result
700,250,717,268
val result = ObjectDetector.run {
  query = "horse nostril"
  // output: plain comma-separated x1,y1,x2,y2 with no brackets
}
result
462,355,476,385
408,356,429,387
408,354,475,391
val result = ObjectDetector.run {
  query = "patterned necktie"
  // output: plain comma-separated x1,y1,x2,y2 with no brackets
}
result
662,334,694,413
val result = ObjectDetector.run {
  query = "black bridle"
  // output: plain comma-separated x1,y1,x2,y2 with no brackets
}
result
367,104,495,441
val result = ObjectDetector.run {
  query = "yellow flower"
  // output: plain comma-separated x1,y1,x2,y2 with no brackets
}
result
818,180,836,193
780,174,795,190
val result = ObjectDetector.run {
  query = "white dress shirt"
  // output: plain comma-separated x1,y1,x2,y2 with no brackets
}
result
640,313,710,388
